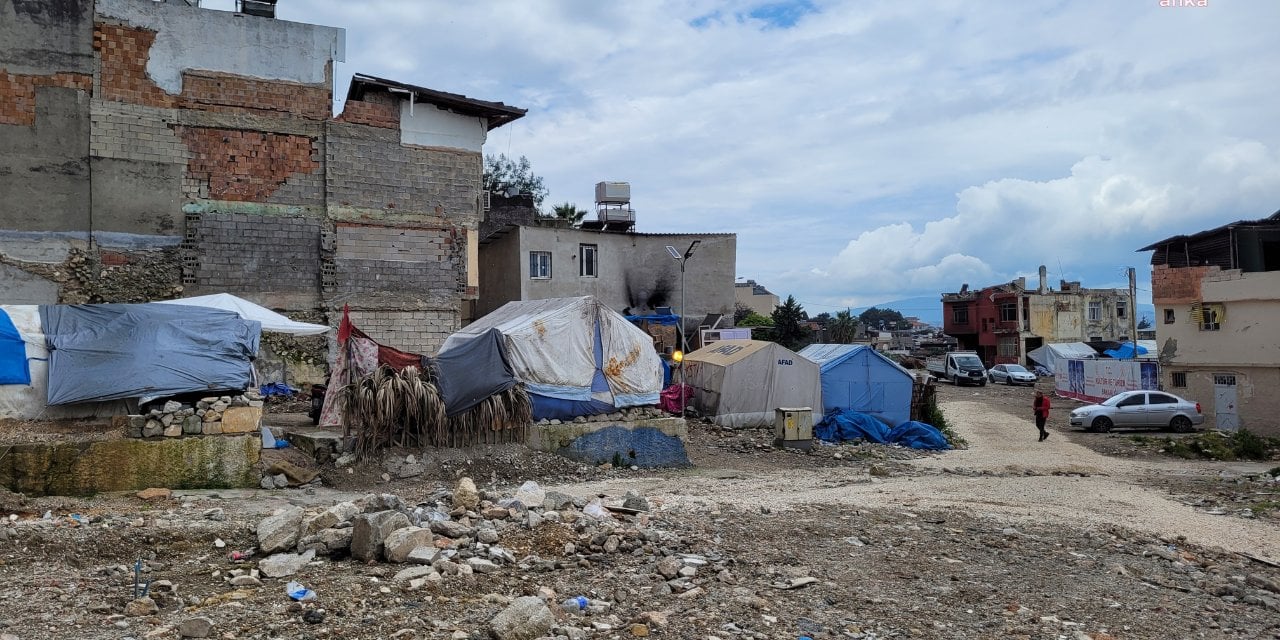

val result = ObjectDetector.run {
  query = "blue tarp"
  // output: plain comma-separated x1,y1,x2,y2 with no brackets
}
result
1103,342,1149,359
798,344,914,426
40,303,260,405
0,309,31,385
815,409,951,450
624,313,680,326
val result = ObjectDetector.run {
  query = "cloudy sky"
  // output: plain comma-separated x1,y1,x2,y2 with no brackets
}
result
219,0,1279,318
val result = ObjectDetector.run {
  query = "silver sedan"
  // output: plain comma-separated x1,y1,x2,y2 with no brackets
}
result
1069,390,1204,433
988,364,1037,386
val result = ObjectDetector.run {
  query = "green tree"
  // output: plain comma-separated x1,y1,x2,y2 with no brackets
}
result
551,202,588,227
737,312,774,327
483,154,548,209
771,295,812,351
733,302,755,325
828,309,859,344
858,306,907,331
1137,315,1152,330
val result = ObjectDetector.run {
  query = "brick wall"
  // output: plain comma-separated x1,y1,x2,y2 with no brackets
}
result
189,212,321,295
93,23,175,108
0,70,93,126
89,100,186,163
337,93,398,129
180,127,320,202
181,71,330,120
1151,264,1217,305
333,224,464,296
327,123,481,218
345,308,459,355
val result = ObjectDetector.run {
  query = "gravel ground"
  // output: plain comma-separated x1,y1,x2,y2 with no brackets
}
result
1,392,1278,640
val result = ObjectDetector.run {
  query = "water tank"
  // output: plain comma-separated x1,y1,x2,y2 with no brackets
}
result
595,181,630,204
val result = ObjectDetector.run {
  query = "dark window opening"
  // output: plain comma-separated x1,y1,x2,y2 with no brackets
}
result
1164,308,1175,324
1172,372,1187,388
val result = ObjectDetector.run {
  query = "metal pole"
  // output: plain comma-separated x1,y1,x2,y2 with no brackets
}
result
680,260,687,418
1128,267,1138,361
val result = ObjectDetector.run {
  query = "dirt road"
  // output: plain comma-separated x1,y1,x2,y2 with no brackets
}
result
554,398,1280,562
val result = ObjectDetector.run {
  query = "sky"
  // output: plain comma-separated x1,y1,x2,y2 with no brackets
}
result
210,0,1280,318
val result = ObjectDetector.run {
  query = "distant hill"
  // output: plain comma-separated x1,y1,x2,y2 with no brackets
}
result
848,297,1156,330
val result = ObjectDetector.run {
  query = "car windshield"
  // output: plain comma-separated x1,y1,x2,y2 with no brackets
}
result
1101,393,1135,407
1005,365,1028,373
954,355,982,368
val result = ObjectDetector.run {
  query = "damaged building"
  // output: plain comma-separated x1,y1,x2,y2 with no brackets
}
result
0,0,524,378
941,267,1134,367
1141,210,1280,435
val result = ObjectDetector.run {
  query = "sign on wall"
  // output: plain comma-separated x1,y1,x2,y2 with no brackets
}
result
1055,358,1160,403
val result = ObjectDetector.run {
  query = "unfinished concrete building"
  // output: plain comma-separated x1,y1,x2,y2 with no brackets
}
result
0,0,524,380
941,267,1133,367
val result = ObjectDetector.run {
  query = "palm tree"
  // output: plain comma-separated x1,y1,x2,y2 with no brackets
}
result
829,309,858,344
551,202,588,227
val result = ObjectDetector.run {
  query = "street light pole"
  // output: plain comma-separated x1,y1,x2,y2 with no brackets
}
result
666,241,701,419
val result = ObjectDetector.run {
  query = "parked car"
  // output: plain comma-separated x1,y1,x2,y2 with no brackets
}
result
1069,390,1203,433
988,364,1036,386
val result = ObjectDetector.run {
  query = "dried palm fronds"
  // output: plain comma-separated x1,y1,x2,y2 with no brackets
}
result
342,365,530,457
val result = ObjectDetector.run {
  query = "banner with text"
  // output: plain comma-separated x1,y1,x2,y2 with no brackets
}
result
1055,358,1160,403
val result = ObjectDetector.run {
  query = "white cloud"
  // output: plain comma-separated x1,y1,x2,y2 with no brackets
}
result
258,0,1280,316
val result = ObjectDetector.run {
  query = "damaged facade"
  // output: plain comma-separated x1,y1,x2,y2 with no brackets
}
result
0,0,524,372
478,201,736,337
1141,210,1280,435
941,267,1134,367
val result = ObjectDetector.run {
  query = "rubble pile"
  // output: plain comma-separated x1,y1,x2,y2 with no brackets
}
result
124,393,264,438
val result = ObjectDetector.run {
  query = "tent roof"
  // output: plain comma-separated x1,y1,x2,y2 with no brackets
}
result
449,296,597,340
1033,342,1098,359
685,339,779,367
153,294,329,335
798,343,912,376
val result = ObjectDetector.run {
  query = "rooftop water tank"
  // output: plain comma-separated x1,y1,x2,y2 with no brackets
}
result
595,181,630,204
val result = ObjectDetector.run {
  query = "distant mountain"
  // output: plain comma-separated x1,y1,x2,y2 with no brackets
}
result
846,297,1156,330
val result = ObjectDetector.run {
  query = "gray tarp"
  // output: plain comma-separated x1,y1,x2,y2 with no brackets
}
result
434,328,516,416
40,303,260,405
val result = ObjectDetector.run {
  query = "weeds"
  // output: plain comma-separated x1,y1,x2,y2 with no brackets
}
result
925,396,967,449
1159,429,1280,461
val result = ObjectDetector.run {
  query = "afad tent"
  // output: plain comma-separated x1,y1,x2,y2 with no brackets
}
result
439,296,663,420
684,339,821,429
1026,342,1098,371
798,343,914,426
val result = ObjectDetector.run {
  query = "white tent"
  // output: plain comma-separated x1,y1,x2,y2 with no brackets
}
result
1026,342,1097,371
154,293,329,335
684,339,821,429
440,296,662,414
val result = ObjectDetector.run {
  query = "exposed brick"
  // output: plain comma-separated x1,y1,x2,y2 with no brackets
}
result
337,95,398,129
93,23,176,108
0,69,93,126
1151,265,1217,305
181,71,330,120
180,127,320,202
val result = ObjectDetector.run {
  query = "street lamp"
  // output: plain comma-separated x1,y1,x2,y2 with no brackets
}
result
665,240,700,418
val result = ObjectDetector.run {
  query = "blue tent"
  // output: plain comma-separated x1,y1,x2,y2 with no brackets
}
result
797,344,915,427
1103,341,1152,359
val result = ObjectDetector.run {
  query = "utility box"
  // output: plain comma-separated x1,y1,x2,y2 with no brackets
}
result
774,407,813,450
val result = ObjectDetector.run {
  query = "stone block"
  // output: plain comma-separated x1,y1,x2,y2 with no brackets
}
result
220,406,262,434
143,419,164,438
202,422,223,435
127,415,146,438
257,506,304,554
351,510,411,562
384,526,434,563
182,415,202,435
489,596,555,640
163,424,181,437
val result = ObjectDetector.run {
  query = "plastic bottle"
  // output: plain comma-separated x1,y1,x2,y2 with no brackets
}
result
560,596,588,614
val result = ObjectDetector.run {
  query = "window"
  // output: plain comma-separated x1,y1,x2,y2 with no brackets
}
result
1116,394,1146,407
1194,303,1222,331
1164,308,1175,324
997,337,1018,357
1116,301,1127,319
1149,393,1177,405
1088,301,1102,322
578,244,598,277
1171,372,1187,388
1213,374,1236,386
952,305,969,324
999,302,1017,322
529,251,551,279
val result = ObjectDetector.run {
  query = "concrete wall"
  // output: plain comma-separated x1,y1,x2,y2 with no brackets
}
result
400,102,487,152
477,229,524,318
1164,366,1280,436
734,283,778,316
1154,269,1280,367
479,226,736,324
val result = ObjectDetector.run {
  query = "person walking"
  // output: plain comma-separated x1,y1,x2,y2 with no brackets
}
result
1033,390,1051,441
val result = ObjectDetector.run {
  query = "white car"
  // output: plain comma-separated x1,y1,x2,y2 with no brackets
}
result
1069,390,1204,433
988,364,1036,386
